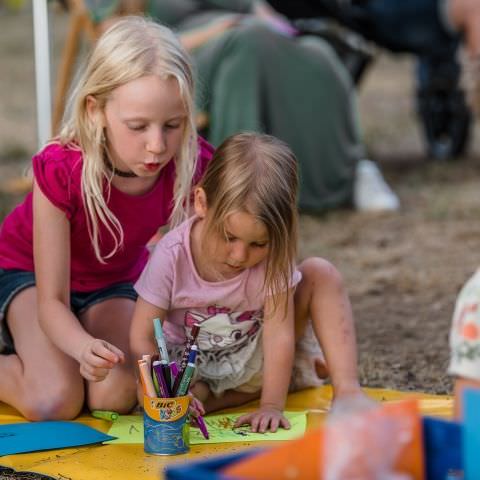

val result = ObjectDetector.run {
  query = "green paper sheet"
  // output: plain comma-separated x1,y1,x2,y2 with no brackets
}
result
106,411,306,445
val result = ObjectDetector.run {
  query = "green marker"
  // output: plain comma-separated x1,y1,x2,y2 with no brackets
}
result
175,362,196,396
91,410,119,421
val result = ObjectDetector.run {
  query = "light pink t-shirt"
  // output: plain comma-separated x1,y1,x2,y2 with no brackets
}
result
134,216,301,393
0,138,213,292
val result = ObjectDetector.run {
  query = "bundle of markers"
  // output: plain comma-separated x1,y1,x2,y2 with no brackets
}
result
137,318,209,439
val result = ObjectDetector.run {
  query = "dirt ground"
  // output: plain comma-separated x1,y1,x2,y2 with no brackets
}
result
2,4,480,401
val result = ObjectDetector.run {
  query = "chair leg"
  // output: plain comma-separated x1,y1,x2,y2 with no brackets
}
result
52,12,86,134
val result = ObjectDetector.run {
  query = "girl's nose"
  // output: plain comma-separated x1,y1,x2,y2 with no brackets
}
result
230,243,247,264
146,128,167,154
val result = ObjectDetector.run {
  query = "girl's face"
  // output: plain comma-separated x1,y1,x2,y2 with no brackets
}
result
100,75,186,177
209,211,270,279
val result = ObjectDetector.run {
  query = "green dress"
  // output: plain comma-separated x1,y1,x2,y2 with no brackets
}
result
89,0,365,211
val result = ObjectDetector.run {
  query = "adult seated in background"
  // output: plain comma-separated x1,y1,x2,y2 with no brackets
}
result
96,0,399,212
267,0,480,160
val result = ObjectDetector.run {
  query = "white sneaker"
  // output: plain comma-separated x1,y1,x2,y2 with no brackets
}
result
353,159,400,212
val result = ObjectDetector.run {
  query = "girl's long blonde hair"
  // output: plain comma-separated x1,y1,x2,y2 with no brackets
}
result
199,132,299,314
58,16,197,262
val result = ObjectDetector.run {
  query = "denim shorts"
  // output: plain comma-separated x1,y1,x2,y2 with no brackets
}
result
0,268,137,354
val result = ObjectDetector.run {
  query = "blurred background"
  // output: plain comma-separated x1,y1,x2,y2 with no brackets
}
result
2,1,480,395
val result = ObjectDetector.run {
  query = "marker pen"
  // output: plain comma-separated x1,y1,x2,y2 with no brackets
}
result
196,414,210,440
160,359,172,392
153,317,170,363
91,410,119,421
138,360,157,398
142,354,151,372
169,361,179,379
172,345,198,396
179,323,200,372
175,361,196,396
153,360,171,398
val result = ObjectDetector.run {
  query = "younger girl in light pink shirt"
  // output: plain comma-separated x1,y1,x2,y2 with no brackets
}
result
132,132,367,433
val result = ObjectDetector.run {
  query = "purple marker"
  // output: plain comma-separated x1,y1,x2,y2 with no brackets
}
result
169,361,179,379
196,414,209,440
152,361,170,398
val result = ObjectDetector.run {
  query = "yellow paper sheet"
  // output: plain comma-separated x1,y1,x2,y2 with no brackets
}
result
0,386,454,480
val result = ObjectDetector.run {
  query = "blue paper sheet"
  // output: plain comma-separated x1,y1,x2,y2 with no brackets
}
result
0,421,116,456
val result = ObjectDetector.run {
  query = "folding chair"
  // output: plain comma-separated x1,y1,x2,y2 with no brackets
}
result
52,0,100,133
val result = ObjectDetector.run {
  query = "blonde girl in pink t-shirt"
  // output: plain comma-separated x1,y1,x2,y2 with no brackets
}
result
131,132,367,433
0,17,213,420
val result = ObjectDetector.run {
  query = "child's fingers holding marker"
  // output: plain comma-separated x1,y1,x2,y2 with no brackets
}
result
188,393,206,416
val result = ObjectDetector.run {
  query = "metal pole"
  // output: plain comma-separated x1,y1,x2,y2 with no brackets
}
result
32,0,52,149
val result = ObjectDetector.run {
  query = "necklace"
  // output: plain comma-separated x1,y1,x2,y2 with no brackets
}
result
104,156,138,178
110,166,138,178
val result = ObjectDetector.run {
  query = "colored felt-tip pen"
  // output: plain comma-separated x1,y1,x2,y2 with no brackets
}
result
91,410,119,421
196,414,210,440
175,361,196,397
138,359,157,398
153,360,171,398
153,317,170,363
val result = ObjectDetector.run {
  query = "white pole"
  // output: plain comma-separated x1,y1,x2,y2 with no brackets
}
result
33,0,52,149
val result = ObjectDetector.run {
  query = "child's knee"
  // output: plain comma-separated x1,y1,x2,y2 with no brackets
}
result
87,378,137,414
22,383,84,421
299,257,344,287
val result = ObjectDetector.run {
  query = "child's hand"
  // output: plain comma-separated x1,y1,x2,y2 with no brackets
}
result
79,339,125,382
188,392,206,422
234,405,290,433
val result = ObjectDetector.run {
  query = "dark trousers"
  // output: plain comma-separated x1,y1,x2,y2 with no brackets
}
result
268,0,462,89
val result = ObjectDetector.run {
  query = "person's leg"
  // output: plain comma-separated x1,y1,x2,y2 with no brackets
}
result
79,297,137,414
0,287,84,420
190,380,259,414
294,258,362,400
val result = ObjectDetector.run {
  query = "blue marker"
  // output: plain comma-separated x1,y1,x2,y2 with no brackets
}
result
153,317,170,363
187,345,198,364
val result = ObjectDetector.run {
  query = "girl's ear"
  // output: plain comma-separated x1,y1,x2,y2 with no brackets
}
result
86,95,105,126
193,187,208,218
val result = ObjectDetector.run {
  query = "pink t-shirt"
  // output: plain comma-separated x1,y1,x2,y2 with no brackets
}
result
135,216,301,345
135,216,301,394
0,138,213,292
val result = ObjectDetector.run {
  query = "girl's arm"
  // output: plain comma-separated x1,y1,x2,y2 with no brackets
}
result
33,181,124,381
130,296,166,362
235,290,295,433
